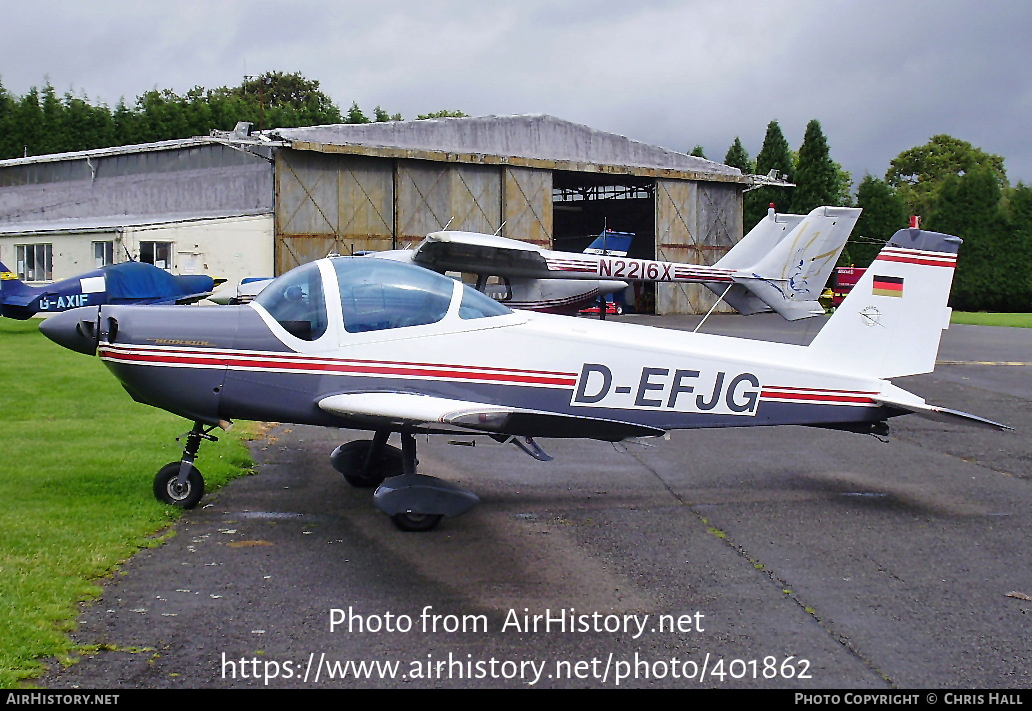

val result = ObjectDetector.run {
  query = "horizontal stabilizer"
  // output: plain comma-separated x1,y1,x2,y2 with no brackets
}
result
874,397,1011,431
318,392,665,440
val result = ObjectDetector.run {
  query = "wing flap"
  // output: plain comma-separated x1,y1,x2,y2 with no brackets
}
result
317,392,665,441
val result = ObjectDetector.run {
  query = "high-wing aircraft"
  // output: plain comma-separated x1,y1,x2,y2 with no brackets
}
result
0,260,219,320
40,225,1008,531
209,206,861,319
375,205,861,320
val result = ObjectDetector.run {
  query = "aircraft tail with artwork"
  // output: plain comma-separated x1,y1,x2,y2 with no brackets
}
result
708,206,861,320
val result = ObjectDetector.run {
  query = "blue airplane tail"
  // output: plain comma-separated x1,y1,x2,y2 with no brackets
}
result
0,260,31,298
0,260,39,318
583,230,633,257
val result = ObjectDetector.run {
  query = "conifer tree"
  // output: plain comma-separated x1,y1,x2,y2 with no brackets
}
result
744,120,793,228
790,119,839,214
723,137,753,174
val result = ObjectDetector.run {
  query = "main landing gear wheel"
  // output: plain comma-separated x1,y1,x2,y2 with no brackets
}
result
330,437,403,488
153,462,205,509
371,431,479,533
391,512,443,532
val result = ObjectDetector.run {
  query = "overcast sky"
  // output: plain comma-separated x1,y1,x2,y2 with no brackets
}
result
3,0,1030,190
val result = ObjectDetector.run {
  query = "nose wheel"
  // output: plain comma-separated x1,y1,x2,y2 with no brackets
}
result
152,422,218,509
153,462,204,508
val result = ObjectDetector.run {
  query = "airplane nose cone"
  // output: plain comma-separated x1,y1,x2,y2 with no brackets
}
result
39,307,100,355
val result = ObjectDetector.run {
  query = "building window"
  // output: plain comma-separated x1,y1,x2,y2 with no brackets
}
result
140,241,173,270
16,244,53,281
93,241,114,268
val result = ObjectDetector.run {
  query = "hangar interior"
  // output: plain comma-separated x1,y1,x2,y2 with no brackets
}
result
0,115,748,315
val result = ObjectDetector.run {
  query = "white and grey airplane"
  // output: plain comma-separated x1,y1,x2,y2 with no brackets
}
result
212,205,861,320
40,224,1007,531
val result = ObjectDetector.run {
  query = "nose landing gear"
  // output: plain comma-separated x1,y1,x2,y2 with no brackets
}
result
152,422,219,509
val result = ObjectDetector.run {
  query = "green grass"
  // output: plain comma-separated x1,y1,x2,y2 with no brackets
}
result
0,319,254,688
951,312,1032,328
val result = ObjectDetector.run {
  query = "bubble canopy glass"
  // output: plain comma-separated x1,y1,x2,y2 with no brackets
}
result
255,258,512,340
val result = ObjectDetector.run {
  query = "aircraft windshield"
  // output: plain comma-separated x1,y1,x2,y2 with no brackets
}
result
334,259,452,333
253,262,328,341
333,258,510,333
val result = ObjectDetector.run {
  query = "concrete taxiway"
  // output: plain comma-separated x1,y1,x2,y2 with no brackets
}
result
42,315,1031,688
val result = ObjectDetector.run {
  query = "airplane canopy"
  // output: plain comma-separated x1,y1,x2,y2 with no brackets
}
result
254,257,511,341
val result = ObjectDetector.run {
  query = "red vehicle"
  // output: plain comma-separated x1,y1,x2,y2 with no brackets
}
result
832,266,866,307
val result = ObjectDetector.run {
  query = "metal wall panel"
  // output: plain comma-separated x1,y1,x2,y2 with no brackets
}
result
0,144,273,226
395,161,501,243
275,150,393,272
502,167,552,246
654,179,742,315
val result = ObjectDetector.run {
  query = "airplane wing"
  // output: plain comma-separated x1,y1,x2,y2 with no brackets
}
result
172,291,217,305
411,232,552,277
317,392,665,441
411,231,731,282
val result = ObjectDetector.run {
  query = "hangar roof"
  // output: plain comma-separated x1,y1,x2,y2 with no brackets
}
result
271,114,746,183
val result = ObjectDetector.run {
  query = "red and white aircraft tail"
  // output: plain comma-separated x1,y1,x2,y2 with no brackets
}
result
809,227,958,379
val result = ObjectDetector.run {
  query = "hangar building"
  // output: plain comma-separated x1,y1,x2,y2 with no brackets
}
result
0,115,750,314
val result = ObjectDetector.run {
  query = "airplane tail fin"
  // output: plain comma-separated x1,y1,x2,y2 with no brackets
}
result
808,227,960,378
0,260,35,318
1,260,30,297
583,230,633,257
710,206,861,320
713,206,806,272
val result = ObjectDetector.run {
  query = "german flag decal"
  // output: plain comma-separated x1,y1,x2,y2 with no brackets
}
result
872,275,904,297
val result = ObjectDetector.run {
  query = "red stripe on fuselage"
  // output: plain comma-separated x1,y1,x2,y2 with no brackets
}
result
99,346,579,387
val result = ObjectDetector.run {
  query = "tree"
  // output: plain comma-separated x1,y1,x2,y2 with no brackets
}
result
235,71,342,128
885,134,1007,225
723,137,753,174
689,145,706,159
0,80,17,158
416,109,468,120
926,165,1008,311
844,175,907,267
374,106,402,122
1005,183,1032,311
790,119,841,214
744,120,793,228
345,101,370,124
14,87,44,157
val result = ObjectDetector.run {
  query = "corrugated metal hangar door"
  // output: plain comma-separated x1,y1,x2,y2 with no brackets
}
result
395,161,501,244
275,151,394,273
654,179,742,315
502,167,552,247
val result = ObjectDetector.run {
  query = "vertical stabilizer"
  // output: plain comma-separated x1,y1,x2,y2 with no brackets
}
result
0,260,29,298
808,228,960,378
712,206,861,319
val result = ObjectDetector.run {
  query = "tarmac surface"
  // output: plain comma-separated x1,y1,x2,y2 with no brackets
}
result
41,314,1031,689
